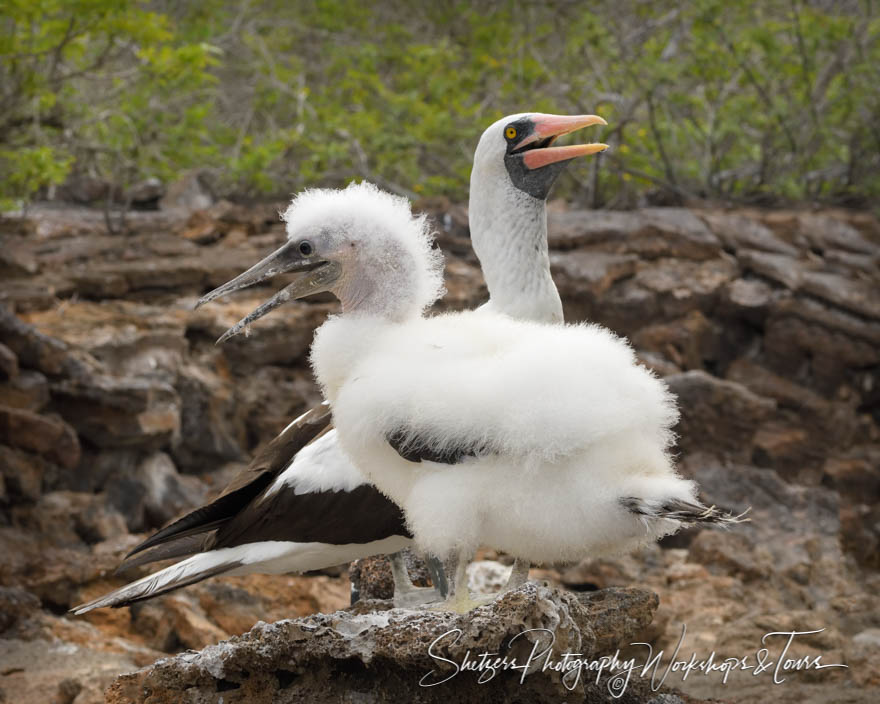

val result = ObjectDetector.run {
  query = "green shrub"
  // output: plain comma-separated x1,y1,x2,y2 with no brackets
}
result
2,0,878,209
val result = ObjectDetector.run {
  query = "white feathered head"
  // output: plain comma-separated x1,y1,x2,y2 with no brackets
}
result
196,181,445,340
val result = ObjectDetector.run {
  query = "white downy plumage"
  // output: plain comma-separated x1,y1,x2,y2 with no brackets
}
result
318,311,687,564
269,179,737,610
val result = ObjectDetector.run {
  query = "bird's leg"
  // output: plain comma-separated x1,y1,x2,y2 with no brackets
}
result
425,554,449,598
504,557,531,590
390,550,443,608
390,551,414,592
431,547,488,613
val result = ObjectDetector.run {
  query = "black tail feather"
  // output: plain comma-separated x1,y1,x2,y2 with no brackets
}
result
621,497,751,528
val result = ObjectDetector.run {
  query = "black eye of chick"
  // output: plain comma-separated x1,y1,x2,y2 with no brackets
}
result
298,241,313,256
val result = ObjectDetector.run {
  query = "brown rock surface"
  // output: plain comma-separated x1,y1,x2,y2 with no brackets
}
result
350,548,435,601
550,251,639,299
0,201,877,703
0,445,48,502
50,374,180,450
0,369,51,411
0,404,80,468
796,213,876,254
103,452,206,532
0,342,18,379
700,211,799,255
106,584,665,704
666,371,776,459
632,311,722,371
548,207,721,260
719,277,777,322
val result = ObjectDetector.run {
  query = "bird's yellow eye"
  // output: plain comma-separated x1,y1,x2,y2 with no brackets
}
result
505,126,517,140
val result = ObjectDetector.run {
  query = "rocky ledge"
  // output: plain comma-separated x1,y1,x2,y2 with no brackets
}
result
1,191,878,703
107,584,679,704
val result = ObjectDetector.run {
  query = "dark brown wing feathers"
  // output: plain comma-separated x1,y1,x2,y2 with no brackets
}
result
208,483,412,549
386,428,479,465
124,403,333,560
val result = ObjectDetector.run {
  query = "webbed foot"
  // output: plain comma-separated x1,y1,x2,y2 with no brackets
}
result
393,584,444,608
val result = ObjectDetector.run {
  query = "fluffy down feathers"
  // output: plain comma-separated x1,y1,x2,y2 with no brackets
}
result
313,309,695,563
316,311,678,461
282,181,445,318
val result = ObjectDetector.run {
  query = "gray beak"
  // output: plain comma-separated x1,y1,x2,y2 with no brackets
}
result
195,240,341,343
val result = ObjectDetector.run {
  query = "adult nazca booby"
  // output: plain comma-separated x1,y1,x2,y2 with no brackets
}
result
72,113,612,614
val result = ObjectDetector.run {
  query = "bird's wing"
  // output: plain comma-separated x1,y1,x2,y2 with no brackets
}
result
205,426,411,548
207,478,411,549
73,551,248,614
386,427,482,465
121,402,333,565
115,533,209,573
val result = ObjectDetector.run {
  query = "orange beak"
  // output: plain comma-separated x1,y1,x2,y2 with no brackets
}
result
514,114,609,169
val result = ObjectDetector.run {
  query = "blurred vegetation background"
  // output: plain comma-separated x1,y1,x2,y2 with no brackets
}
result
1,0,878,211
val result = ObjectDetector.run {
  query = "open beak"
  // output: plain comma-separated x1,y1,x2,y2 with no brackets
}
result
514,113,608,170
195,239,341,343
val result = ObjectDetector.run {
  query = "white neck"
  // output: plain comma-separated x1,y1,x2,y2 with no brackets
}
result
468,169,563,324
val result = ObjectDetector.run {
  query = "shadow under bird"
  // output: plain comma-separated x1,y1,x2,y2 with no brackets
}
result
72,113,623,614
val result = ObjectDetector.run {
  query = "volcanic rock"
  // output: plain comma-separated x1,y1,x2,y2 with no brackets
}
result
0,369,50,411
699,212,799,255
0,586,41,636
173,361,245,471
106,584,663,704
50,373,180,450
0,304,87,377
718,277,776,323
104,452,206,532
0,404,80,469
0,202,877,704
666,371,776,459
548,207,720,260
0,342,18,379
350,549,434,602
632,311,723,371
738,249,811,290
550,251,639,299
12,491,128,547
0,445,48,502
796,213,876,254
763,297,880,393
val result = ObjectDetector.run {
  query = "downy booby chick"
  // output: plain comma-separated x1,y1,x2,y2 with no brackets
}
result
72,114,612,614
203,182,743,614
